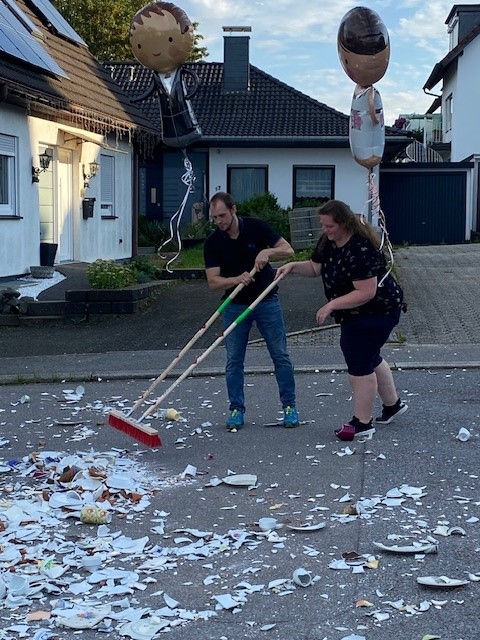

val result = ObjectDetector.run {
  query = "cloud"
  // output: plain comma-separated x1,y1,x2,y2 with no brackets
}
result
178,0,467,130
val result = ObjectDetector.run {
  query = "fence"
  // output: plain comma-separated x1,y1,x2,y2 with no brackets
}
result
288,208,321,250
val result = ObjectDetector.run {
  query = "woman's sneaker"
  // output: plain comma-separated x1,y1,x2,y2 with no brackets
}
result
335,417,375,442
226,409,244,432
375,400,408,424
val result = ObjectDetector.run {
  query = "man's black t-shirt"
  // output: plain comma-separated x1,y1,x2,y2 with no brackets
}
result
203,217,281,306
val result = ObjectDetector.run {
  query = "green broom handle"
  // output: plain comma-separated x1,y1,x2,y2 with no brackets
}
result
128,266,258,414
139,272,285,421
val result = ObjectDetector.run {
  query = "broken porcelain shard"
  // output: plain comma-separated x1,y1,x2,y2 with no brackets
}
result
258,517,278,532
417,575,470,588
286,522,326,532
221,474,257,486
456,426,471,442
81,553,105,572
373,541,438,554
292,567,313,587
80,505,112,525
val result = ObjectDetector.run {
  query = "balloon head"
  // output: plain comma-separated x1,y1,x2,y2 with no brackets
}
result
130,1,194,74
337,6,390,87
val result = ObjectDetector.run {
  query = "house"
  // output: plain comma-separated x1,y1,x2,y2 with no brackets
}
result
0,0,160,278
424,4,480,163
108,28,407,235
421,3,480,238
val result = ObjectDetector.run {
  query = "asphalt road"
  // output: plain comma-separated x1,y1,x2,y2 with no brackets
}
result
0,367,479,640
0,275,333,358
2,244,480,361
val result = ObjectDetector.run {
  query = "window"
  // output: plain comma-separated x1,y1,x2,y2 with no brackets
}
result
227,166,267,203
445,93,453,133
293,166,334,208
100,154,115,217
0,133,16,216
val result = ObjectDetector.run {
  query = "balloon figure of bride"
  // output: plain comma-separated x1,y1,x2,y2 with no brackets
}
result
337,7,393,280
130,2,202,270
337,6,389,170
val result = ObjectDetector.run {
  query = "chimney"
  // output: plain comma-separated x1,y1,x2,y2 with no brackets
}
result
223,26,251,92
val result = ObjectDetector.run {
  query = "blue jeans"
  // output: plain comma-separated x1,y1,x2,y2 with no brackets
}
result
223,295,296,413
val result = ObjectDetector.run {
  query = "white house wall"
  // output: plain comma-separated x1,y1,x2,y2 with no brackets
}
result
0,108,134,278
0,105,41,277
208,147,370,213
76,138,133,264
448,35,480,161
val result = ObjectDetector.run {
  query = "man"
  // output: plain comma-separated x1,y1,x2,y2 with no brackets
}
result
204,192,299,431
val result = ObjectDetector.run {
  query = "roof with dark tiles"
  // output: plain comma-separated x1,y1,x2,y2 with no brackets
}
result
0,0,160,139
108,60,403,147
108,60,351,144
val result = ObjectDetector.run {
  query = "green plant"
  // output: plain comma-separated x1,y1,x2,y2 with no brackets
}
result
87,260,137,289
236,192,291,241
137,217,168,249
131,255,162,281
183,219,214,239
156,245,205,269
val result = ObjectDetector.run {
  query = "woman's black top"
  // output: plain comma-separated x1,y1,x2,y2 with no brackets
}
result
311,233,403,323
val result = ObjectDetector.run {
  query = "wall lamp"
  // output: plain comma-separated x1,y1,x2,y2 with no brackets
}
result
32,150,52,183
83,160,100,189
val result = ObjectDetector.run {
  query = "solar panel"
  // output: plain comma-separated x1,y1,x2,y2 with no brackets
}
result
0,2,68,77
0,0,42,37
1,0,41,35
28,0,86,46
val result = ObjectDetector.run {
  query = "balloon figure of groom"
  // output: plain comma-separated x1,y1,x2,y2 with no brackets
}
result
129,1,202,148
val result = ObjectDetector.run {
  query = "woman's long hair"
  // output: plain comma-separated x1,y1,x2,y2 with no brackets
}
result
316,199,380,251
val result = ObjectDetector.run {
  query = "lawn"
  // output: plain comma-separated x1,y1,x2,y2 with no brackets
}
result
154,245,313,270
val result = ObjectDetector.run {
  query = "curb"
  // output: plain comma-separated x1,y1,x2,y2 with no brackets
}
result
2,360,480,386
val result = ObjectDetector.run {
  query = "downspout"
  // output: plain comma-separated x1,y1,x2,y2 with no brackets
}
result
132,145,139,258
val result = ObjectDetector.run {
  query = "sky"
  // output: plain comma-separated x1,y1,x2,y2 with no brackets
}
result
177,0,479,126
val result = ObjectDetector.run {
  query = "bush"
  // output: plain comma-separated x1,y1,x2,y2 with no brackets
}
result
87,260,137,289
236,192,291,241
131,256,162,281
138,217,168,249
183,219,215,239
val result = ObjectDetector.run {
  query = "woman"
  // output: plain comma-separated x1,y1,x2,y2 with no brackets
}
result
276,199,407,441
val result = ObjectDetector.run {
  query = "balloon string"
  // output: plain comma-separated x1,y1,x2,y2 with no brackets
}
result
157,153,196,273
365,171,394,288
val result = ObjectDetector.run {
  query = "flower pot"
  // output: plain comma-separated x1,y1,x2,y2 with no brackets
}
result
40,242,58,266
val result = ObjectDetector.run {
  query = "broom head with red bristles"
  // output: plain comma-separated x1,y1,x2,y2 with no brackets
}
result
108,410,162,448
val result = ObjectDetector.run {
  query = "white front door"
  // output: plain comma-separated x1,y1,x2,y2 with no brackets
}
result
57,147,74,262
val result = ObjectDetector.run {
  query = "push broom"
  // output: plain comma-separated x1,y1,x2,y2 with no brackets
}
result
126,272,286,429
108,266,257,446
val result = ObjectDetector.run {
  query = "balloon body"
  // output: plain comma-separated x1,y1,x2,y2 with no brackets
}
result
155,68,202,147
349,85,384,170
130,2,194,74
337,6,390,87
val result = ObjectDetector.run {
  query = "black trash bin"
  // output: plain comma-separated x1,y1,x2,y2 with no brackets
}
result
82,197,96,219
40,242,58,267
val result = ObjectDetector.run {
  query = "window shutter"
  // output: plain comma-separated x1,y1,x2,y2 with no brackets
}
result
101,154,114,202
0,134,15,155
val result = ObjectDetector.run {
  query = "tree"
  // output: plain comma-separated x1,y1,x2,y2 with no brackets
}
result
52,0,208,62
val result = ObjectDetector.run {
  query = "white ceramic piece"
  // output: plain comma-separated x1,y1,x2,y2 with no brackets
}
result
292,567,312,587
373,541,438,554
287,522,326,532
417,576,469,588
221,474,257,486
258,517,278,532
